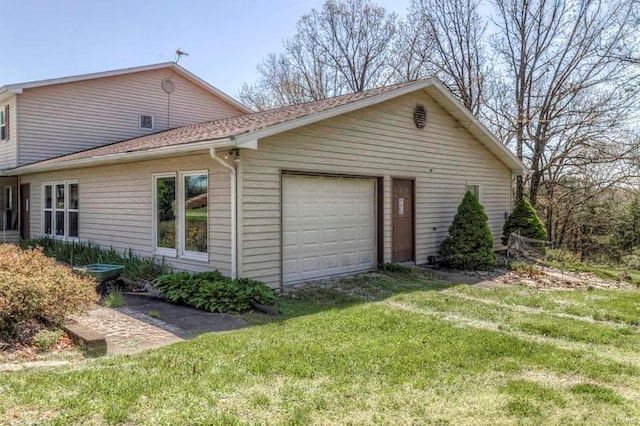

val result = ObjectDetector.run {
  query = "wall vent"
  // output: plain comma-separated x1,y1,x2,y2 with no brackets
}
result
139,114,154,130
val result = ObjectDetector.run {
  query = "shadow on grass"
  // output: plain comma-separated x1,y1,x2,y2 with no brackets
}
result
240,270,460,326
106,270,461,339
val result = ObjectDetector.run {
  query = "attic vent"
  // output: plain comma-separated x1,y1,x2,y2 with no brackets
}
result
413,104,427,129
139,114,154,130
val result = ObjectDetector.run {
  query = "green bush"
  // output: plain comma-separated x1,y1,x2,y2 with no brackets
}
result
502,199,547,246
621,249,640,271
0,244,98,337
439,191,496,270
21,237,170,281
152,271,276,313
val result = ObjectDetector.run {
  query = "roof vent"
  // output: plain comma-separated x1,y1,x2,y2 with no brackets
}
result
161,77,175,94
413,104,427,129
139,114,154,130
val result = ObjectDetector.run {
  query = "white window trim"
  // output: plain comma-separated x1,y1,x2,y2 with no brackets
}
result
68,183,79,239
152,173,178,258
0,108,5,141
139,114,154,130
151,171,210,263
465,182,483,203
42,180,79,241
179,170,209,262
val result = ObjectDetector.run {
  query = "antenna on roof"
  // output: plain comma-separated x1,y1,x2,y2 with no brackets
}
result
174,49,189,64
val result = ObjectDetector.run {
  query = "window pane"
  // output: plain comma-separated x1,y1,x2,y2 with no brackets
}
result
56,184,65,209
466,185,480,199
44,211,52,235
69,184,78,210
69,211,78,238
184,174,208,253
156,177,176,249
45,185,52,209
55,211,65,236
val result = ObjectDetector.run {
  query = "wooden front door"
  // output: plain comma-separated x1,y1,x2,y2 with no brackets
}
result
20,184,30,240
392,179,414,262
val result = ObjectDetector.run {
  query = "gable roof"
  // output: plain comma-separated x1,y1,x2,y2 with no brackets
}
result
0,62,251,114
6,79,527,175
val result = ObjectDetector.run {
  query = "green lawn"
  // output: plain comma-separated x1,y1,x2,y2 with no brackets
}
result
2,272,640,425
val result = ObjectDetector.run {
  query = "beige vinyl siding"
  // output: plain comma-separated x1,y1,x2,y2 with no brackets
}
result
0,95,18,169
239,91,512,287
21,153,232,275
17,69,245,166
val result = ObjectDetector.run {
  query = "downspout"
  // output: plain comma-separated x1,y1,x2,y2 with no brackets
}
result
210,147,237,279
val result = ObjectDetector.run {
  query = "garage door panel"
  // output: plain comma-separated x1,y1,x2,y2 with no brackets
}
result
282,174,376,284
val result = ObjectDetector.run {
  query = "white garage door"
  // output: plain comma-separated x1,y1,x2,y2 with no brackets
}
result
282,174,376,284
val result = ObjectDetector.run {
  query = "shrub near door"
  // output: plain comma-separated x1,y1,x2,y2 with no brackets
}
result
439,191,496,270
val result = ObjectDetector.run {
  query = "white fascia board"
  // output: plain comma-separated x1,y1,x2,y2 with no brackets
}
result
233,79,438,146
0,62,250,114
0,88,22,103
235,138,258,149
5,137,235,176
170,64,252,114
425,81,527,175
2,63,175,91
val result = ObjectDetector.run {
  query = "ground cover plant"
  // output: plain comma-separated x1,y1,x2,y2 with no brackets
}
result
21,237,170,282
152,270,276,313
0,244,98,338
1,270,640,424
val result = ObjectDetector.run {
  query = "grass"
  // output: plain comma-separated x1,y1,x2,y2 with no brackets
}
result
102,291,125,309
1,272,640,424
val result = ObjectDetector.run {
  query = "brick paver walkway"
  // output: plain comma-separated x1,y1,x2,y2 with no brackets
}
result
70,305,189,355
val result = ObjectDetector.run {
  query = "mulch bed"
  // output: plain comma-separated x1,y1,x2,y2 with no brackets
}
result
0,321,77,363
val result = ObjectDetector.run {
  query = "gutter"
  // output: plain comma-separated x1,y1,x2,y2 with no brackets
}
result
3,137,235,176
209,147,237,279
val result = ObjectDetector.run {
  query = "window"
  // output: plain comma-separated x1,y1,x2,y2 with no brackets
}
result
43,181,78,239
182,172,208,257
0,105,7,141
3,185,15,231
466,183,482,202
139,114,154,130
152,171,208,261
153,174,177,256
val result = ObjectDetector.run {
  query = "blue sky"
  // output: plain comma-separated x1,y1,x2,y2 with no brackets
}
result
0,0,410,98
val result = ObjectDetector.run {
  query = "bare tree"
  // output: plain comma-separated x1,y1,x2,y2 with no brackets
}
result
407,0,489,115
388,15,436,83
240,0,398,110
489,0,640,205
